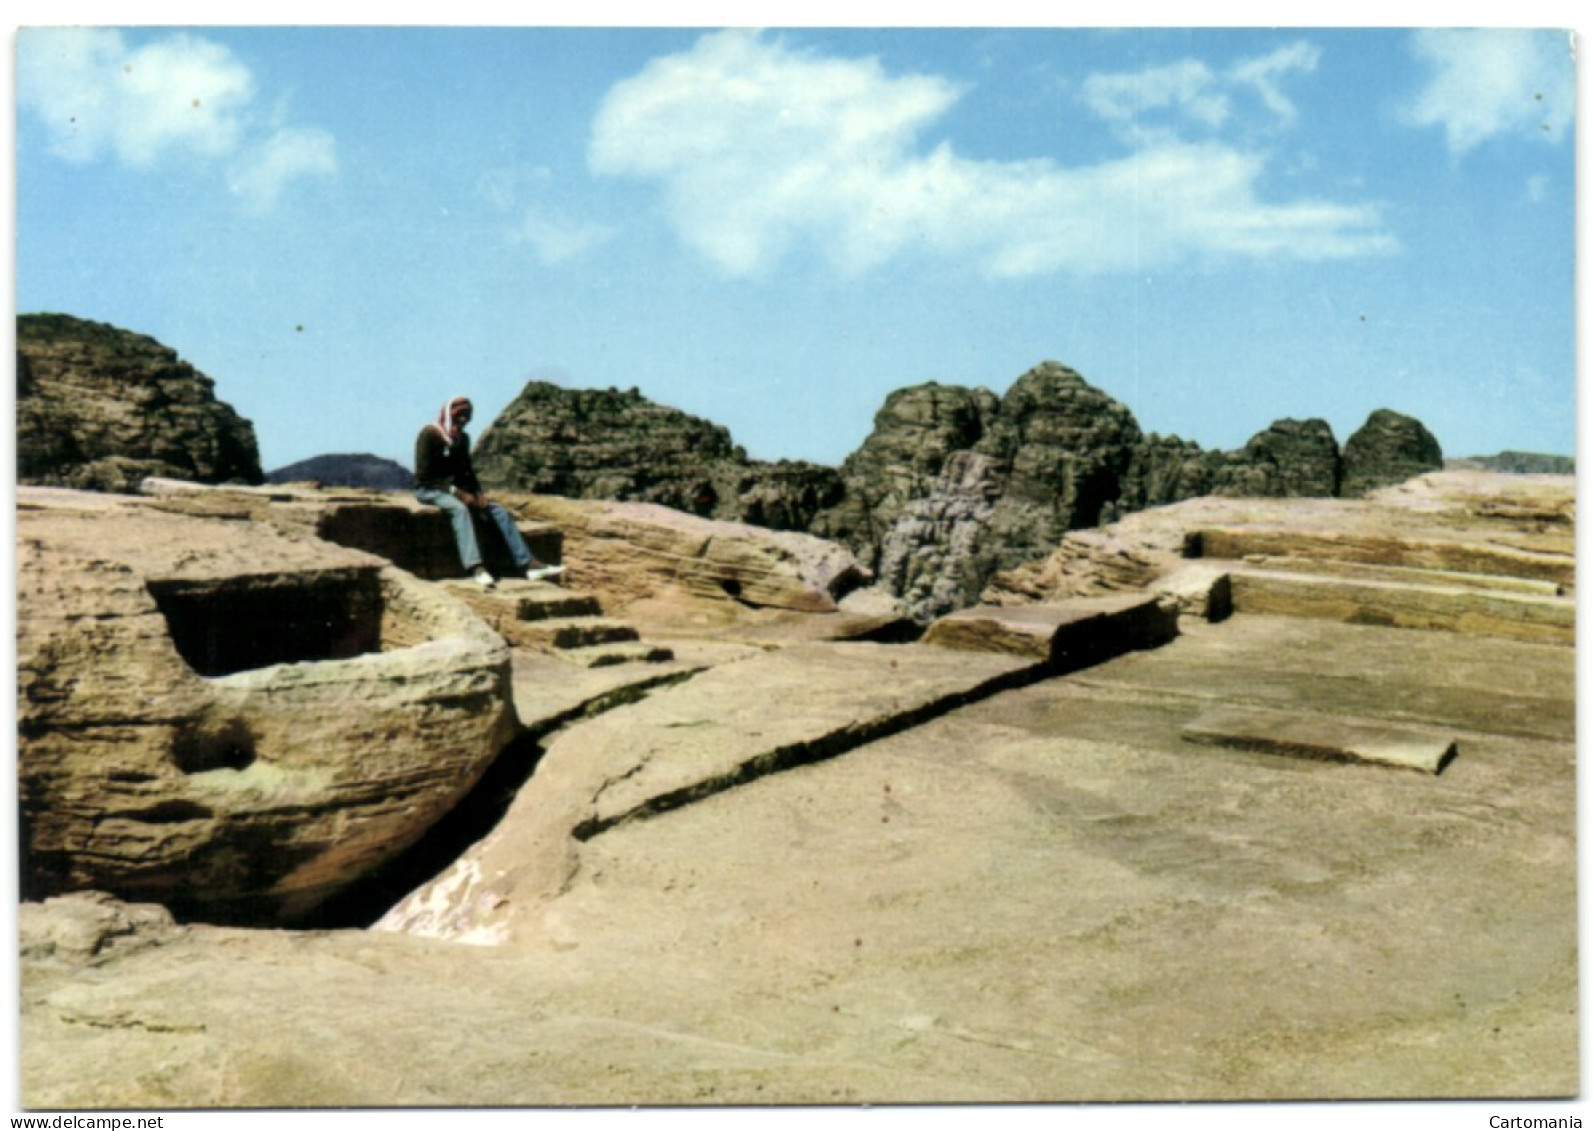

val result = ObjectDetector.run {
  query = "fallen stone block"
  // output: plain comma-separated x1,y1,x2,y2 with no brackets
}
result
922,594,1178,667
1152,564,1233,622
1181,706,1457,774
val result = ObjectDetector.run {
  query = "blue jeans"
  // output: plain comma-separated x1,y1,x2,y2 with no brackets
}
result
416,489,534,573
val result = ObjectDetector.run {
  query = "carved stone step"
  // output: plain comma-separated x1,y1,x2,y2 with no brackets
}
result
506,587,604,621
557,641,676,669
516,617,640,651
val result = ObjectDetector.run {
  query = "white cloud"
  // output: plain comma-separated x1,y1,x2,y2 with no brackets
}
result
18,27,335,206
1402,29,1574,154
228,127,337,210
1226,41,1321,124
511,207,617,265
478,167,616,265
1081,61,1230,135
590,30,1393,279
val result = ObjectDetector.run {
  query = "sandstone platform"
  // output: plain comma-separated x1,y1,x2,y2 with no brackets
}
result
16,472,1579,1106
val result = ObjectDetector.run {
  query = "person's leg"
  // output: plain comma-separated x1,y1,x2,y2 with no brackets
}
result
417,488,483,572
483,503,534,569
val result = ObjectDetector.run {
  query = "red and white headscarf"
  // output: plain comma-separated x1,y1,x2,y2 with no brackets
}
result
433,396,473,445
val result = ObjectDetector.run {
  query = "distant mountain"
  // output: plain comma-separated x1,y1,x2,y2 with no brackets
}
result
1447,452,1575,475
267,453,413,491
475,363,1447,623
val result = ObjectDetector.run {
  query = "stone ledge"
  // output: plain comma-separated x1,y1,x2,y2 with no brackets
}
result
1227,568,1574,646
1181,706,1458,774
921,594,1178,666
1194,526,1573,588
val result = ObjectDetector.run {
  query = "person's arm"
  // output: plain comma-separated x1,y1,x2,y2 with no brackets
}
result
456,433,486,502
414,428,447,490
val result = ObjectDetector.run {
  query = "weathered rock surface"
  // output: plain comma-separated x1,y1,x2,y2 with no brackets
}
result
871,450,1006,620
1448,450,1575,475
262,356,1449,624
808,364,1419,622
810,382,1000,556
501,491,871,616
266,452,412,491
20,605,1576,1104
19,891,185,967
921,593,1176,664
16,486,515,923
1181,706,1458,774
16,314,263,492
985,471,1574,614
1340,408,1444,497
474,381,843,531
139,476,564,583
1215,416,1342,498
375,641,1047,946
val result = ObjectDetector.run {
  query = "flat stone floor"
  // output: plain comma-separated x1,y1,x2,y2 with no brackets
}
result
18,614,1577,1106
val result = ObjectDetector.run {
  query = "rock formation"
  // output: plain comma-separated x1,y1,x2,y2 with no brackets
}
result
1215,417,1342,498
473,382,843,532
16,314,263,493
812,365,1361,621
267,453,412,491
1339,408,1444,497
809,382,1000,556
16,486,515,924
1447,450,1575,475
984,470,1574,648
499,491,873,616
15,311,1455,627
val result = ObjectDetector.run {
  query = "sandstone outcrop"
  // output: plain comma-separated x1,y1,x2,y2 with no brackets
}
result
984,471,1574,645
16,472,1577,1106
500,491,872,616
16,314,263,493
806,364,1414,621
16,486,515,924
474,381,843,532
1215,417,1342,497
375,640,1048,945
809,382,1000,556
1340,408,1444,497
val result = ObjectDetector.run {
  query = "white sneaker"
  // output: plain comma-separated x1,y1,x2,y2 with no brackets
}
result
473,567,498,590
525,564,566,582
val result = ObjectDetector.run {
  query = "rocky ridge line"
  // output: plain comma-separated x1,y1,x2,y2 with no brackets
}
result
17,313,263,493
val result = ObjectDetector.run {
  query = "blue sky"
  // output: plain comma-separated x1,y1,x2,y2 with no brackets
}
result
12,21,1580,473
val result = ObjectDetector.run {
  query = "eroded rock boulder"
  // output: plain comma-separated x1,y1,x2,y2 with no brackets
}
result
16,487,515,924
17,314,263,492
501,491,871,615
1216,417,1342,498
19,892,183,967
810,382,1000,559
1341,409,1444,497
473,382,843,532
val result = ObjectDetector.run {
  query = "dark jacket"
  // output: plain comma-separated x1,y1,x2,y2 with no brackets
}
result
414,426,482,495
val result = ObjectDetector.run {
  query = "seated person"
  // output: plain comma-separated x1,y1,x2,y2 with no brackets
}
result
414,395,564,590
